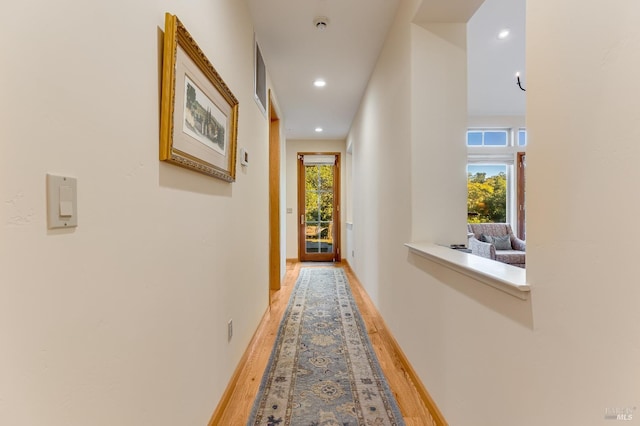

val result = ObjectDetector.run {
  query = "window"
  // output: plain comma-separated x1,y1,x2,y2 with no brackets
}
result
467,164,508,223
518,129,527,146
467,130,508,147
467,128,525,230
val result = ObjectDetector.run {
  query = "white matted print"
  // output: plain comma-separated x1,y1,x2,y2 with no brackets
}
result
182,75,227,156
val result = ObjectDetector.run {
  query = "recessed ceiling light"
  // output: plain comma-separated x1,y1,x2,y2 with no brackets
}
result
313,79,326,88
315,127,323,133
498,29,510,40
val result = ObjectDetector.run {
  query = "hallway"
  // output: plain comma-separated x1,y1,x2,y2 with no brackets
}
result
211,262,442,425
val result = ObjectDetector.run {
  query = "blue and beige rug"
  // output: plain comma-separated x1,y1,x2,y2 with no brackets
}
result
247,267,405,426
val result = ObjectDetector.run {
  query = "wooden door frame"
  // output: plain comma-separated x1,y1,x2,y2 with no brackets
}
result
517,151,526,240
297,152,341,262
269,92,281,291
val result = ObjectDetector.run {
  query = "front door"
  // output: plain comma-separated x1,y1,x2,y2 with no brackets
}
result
297,153,341,262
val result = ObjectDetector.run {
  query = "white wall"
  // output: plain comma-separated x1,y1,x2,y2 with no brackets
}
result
285,140,346,260
348,1,536,424
0,1,273,425
347,0,416,305
345,152,354,265
345,151,353,224
348,0,640,425
468,115,525,128
525,0,640,422
411,23,468,245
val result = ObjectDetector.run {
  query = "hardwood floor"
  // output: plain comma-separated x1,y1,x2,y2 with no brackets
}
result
209,261,443,426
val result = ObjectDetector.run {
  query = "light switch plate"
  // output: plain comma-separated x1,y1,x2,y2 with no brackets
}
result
47,174,78,229
239,147,249,166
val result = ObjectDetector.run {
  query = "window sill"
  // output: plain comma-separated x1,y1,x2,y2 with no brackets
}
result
405,242,530,300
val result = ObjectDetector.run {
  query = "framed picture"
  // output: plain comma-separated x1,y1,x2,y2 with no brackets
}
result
254,36,267,117
160,13,239,182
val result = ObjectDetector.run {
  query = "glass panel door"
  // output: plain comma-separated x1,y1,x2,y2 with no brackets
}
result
305,163,333,254
298,154,340,262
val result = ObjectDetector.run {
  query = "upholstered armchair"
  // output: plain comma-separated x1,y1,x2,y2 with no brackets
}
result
467,223,526,268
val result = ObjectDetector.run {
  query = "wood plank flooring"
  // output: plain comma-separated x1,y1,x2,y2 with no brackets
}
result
210,261,441,425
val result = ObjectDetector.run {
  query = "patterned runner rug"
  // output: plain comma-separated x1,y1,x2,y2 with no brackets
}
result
247,267,405,426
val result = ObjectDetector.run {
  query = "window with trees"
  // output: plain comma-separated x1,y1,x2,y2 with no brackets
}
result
467,164,507,223
467,129,525,234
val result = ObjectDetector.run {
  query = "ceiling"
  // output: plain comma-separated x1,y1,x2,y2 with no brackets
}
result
467,0,526,116
247,0,526,140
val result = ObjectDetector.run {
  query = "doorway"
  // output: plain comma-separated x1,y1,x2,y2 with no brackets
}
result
269,93,281,292
297,153,341,262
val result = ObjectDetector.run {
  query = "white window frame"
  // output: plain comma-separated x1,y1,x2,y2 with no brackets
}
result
467,128,525,228
466,129,510,147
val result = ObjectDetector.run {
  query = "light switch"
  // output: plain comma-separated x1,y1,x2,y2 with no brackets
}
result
47,174,78,229
59,200,73,217
59,186,73,217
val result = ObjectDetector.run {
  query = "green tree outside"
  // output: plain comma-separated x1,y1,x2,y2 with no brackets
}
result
305,165,333,222
467,172,507,223
305,165,334,240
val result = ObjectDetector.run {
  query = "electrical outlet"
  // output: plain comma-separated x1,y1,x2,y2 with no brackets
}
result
228,319,233,341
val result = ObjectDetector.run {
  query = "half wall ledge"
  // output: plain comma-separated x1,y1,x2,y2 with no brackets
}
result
405,242,530,300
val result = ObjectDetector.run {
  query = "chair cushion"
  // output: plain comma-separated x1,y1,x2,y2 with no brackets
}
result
468,223,511,240
495,250,526,265
482,234,512,250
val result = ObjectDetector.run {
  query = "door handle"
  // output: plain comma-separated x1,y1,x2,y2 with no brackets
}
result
301,214,304,225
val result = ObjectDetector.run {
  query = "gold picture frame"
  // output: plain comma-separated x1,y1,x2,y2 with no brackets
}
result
160,13,239,182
